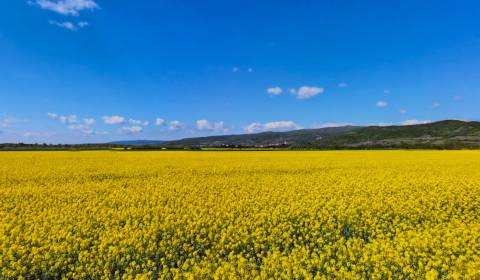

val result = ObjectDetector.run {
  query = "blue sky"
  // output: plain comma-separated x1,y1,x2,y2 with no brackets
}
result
1,0,480,143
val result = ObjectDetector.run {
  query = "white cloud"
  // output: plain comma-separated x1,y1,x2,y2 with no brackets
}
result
295,86,324,99
399,109,407,114
244,122,263,134
266,86,282,96
312,122,353,129
29,0,99,16
68,124,94,135
168,120,183,131
48,20,89,31
369,122,393,127
213,121,226,132
128,119,149,126
289,86,325,98
376,101,388,108
59,115,78,124
94,130,109,136
400,120,432,126
232,67,240,73
49,20,75,30
47,112,58,120
0,117,17,128
103,115,125,125
83,118,96,125
48,113,96,127
128,119,142,125
244,121,301,133
47,113,98,135
23,131,50,138
247,68,253,73
384,89,391,94
196,119,227,132
155,118,166,126
431,102,441,109
68,115,78,124
264,121,301,130
122,126,143,134
69,120,106,135
338,82,348,88
196,119,210,130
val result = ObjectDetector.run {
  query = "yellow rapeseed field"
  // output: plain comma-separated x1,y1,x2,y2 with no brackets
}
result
1,151,479,279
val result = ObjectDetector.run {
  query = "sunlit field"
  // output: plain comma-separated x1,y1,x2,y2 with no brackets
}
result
1,151,479,279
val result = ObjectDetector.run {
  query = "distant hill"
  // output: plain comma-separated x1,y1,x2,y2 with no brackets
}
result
155,120,480,149
107,140,165,146
296,120,480,149
2,120,480,150
160,126,360,148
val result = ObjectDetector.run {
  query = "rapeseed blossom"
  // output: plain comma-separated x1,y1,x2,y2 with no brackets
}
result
0,151,479,279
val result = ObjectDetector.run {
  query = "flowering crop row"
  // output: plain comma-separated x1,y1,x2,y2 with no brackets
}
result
0,151,479,279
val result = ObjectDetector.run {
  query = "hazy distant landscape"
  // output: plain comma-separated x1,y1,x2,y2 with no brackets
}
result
3,120,480,150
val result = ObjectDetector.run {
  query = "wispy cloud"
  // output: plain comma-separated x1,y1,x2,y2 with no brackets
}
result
47,113,100,135
338,82,348,88
431,102,441,109
0,117,17,128
47,112,58,120
23,131,51,138
59,115,78,124
196,120,209,130
168,120,184,131
128,119,149,126
399,109,407,114
102,115,125,125
244,121,301,133
29,0,99,16
122,126,143,134
400,120,432,126
49,20,75,30
155,118,166,126
376,101,388,108
49,113,94,125
196,119,227,132
83,118,96,125
48,20,89,31
312,122,353,129
68,124,94,135
294,86,324,99
369,122,393,127
264,121,301,130
266,86,282,96
244,123,263,134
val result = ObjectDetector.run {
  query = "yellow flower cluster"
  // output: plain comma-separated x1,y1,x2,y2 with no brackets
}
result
0,151,479,279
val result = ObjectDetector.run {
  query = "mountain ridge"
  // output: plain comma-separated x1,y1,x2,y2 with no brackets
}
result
110,120,480,149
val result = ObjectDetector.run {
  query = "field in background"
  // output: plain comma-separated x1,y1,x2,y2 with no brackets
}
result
1,151,479,279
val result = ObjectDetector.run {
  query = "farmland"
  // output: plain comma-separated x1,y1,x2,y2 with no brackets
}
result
1,151,479,279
